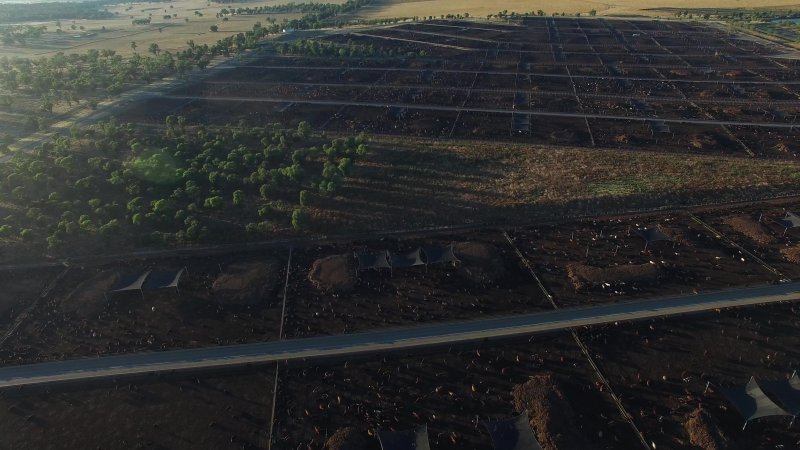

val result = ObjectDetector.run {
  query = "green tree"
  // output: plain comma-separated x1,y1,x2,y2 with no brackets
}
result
204,195,223,209
209,24,219,32
291,208,309,230
232,189,244,207
299,189,310,206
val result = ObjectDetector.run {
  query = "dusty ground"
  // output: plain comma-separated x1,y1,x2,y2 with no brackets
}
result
273,334,639,449
583,302,800,449
0,251,287,365
0,368,274,450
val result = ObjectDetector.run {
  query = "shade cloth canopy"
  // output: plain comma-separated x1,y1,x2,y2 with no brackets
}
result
391,248,425,268
635,228,671,244
423,246,459,265
720,377,792,423
760,373,800,416
356,251,392,271
143,268,185,290
378,425,431,450
483,412,543,450
778,212,800,230
110,270,152,292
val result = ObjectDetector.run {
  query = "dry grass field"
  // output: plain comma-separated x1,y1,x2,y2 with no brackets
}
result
362,0,800,19
0,0,344,58
5,0,800,60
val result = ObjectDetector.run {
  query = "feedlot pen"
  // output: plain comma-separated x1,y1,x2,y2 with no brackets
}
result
119,17,800,158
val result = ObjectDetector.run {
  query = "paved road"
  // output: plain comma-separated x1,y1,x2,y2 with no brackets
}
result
0,281,798,388
161,94,800,128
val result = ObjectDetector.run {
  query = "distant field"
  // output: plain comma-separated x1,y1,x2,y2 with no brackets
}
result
360,0,800,18
3,0,800,59
0,0,344,58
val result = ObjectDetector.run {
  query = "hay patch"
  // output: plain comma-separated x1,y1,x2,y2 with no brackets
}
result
511,373,592,450
723,216,775,245
684,408,735,450
62,270,118,317
566,262,660,291
324,427,369,450
212,260,282,304
309,254,356,293
780,246,800,263
454,242,505,286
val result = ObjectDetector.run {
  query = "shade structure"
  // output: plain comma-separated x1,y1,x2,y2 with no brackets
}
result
760,373,800,415
483,412,543,450
422,245,459,265
110,270,151,292
377,425,431,450
777,212,800,230
356,251,392,271
143,268,185,290
635,228,671,244
391,248,425,268
720,377,792,426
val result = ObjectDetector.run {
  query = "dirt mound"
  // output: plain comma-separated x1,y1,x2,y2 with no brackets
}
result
684,408,735,450
780,246,800,263
324,427,369,450
723,216,775,246
567,262,660,291
512,373,593,450
309,254,356,292
62,270,118,317
455,242,505,286
212,260,282,304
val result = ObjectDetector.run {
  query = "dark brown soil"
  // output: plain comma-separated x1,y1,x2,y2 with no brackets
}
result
61,269,117,317
454,242,505,286
309,254,357,293
566,262,661,291
685,408,734,450
0,369,274,450
212,259,283,304
325,427,370,450
723,216,775,246
511,373,594,450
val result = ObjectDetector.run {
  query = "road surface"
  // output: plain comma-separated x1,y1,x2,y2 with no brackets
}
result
0,281,798,388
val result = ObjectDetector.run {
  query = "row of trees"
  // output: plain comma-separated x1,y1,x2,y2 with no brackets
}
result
0,118,369,251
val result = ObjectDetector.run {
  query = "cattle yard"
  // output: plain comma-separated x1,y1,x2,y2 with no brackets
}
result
4,15,800,450
117,18,800,157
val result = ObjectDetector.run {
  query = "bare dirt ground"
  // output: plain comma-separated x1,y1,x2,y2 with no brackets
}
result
582,302,800,450
273,334,639,450
0,251,287,365
0,268,60,337
284,231,550,338
509,213,779,308
0,368,274,450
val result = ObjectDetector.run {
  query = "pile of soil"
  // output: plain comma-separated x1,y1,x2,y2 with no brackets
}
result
774,142,791,153
324,427,369,450
309,254,356,293
723,216,775,245
61,270,118,317
684,408,735,450
566,263,660,291
212,260,282,304
454,242,505,286
511,373,593,450
780,246,800,263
